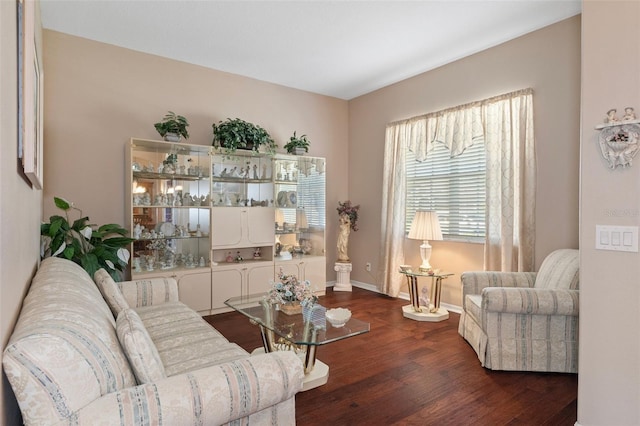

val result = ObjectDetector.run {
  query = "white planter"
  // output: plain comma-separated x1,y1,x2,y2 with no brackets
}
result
163,132,181,142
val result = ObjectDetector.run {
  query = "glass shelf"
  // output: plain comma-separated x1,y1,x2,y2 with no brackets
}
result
133,171,209,181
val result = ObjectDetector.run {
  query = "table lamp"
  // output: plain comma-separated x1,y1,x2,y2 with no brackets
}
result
408,210,443,273
296,208,308,230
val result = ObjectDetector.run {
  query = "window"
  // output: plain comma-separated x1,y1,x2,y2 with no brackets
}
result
279,161,326,228
405,140,486,240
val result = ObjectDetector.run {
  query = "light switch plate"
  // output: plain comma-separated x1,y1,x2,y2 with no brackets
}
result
596,225,639,252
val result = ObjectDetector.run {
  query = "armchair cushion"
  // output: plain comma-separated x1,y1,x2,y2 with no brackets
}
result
534,248,580,290
461,271,536,312
481,287,579,316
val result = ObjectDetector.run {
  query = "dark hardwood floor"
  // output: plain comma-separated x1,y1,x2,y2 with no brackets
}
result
205,287,578,425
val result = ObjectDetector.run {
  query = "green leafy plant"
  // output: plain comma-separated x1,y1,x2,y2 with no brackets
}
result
212,118,277,155
283,131,310,154
154,111,190,140
40,197,134,281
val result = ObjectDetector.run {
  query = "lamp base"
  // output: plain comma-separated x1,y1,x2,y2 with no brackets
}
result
419,241,433,273
418,265,434,275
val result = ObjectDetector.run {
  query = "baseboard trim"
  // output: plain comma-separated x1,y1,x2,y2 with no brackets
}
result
326,281,462,314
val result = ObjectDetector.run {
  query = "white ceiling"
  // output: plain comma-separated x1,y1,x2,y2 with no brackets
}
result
39,0,581,100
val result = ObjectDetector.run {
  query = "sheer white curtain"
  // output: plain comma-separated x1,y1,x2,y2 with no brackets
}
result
483,92,536,271
380,89,535,297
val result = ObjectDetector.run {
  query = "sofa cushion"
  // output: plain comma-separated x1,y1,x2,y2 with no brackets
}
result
135,302,249,376
534,249,579,290
119,277,180,308
116,309,166,384
465,294,483,324
94,268,130,316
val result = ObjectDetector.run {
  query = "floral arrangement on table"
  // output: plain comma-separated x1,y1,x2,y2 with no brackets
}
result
337,200,360,231
267,269,317,312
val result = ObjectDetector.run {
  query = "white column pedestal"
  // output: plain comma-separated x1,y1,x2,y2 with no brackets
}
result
334,262,353,292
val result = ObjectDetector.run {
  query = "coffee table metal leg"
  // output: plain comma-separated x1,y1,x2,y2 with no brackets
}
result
303,327,318,374
258,324,277,353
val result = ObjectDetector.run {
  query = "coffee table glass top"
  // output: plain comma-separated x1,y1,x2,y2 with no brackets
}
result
225,293,370,346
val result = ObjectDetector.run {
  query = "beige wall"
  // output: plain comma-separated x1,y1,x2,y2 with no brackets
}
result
1,2,44,424
42,30,349,275
348,16,581,306
579,1,640,424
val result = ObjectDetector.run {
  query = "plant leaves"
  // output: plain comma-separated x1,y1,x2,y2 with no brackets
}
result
54,197,70,210
80,226,92,239
52,241,66,257
117,248,130,264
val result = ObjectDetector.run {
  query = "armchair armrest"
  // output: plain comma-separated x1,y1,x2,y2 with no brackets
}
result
68,351,304,425
118,276,179,308
461,271,536,301
482,287,579,316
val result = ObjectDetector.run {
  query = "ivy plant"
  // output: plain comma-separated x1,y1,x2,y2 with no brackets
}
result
212,118,277,155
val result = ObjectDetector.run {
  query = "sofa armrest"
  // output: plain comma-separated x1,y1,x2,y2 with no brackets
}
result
67,351,304,425
118,277,179,308
461,271,536,300
482,287,579,316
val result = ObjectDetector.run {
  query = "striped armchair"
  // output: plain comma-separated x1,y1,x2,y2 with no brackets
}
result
458,249,579,373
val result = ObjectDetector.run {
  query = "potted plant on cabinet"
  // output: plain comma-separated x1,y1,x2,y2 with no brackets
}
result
283,131,310,155
154,111,190,142
212,118,277,155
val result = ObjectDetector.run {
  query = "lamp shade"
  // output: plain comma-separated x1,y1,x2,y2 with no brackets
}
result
408,210,443,241
296,208,308,229
275,209,285,227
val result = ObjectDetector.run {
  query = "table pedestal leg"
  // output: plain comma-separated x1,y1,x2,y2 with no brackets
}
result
401,274,450,322
254,325,329,391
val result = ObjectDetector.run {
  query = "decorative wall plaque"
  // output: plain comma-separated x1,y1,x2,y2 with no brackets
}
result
595,107,640,169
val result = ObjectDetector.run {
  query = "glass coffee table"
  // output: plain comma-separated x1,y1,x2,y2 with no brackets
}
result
225,293,370,390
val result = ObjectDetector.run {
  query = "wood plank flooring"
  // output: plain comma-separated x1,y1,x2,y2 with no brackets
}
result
205,287,578,425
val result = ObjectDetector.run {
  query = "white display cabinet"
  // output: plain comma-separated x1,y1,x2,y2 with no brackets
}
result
273,155,326,295
210,150,273,207
127,139,212,277
126,139,326,313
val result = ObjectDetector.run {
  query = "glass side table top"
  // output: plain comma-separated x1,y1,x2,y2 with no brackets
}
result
399,268,454,278
225,293,370,346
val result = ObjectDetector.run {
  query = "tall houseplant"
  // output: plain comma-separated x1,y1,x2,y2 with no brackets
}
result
212,118,277,155
154,111,190,141
41,197,133,281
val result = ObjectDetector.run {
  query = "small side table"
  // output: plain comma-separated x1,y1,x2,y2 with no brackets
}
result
399,269,453,322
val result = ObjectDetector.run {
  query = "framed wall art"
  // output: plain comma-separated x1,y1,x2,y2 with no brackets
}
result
18,0,43,189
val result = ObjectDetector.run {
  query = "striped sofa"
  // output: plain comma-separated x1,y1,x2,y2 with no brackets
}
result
458,249,579,373
3,257,304,425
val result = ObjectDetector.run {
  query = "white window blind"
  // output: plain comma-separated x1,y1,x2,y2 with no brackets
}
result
279,166,326,228
405,140,486,240
297,167,325,227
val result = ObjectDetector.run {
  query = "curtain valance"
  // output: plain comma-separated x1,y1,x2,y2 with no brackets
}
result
388,88,533,160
